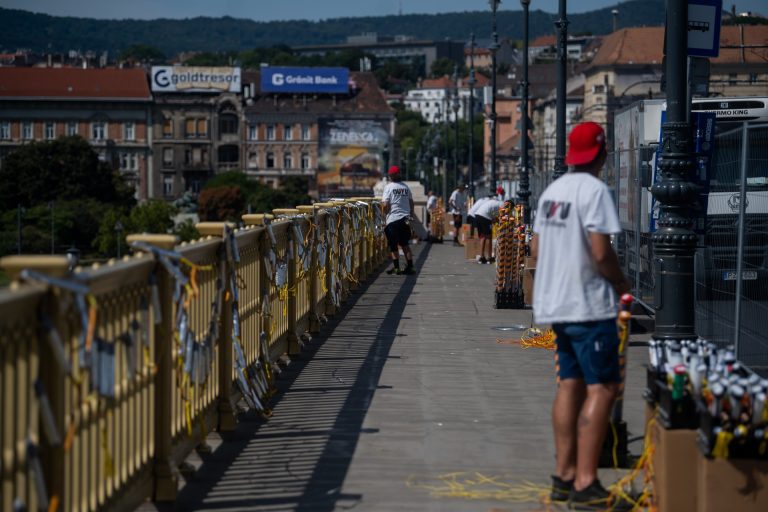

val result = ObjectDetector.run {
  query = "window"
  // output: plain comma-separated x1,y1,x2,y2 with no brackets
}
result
188,178,203,194
163,176,174,196
44,122,55,140
124,122,135,141
301,153,311,169
163,148,174,167
0,121,10,140
266,124,275,141
248,151,259,168
284,125,293,141
266,152,275,168
219,114,238,135
185,118,208,138
729,73,738,86
301,124,311,141
22,121,33,140
120,152,138,171
283,153,293,169
162,117,173,138
247,124,258,141
66,121,78,136
749,73,758,84
218,145,239,165
91,121,106,141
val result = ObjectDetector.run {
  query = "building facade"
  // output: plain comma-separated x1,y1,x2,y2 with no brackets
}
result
0,67,153,198
404,75,488,124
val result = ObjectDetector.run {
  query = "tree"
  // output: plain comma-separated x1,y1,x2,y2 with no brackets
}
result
430,58,458,78
119,43,166,64
0,136,135,209
198,186,246,222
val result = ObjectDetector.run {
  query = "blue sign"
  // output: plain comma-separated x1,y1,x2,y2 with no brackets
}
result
651,111,717,234
261,67,349,94
687,0,722,57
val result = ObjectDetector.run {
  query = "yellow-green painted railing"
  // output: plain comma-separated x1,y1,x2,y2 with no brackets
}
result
0,200,385,512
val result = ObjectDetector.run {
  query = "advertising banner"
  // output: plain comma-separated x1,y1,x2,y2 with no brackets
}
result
317,119,390,198
151,66,241,93
261,67,349,94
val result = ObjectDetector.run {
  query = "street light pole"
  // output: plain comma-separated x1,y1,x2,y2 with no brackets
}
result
468,33,476,199
49,201,55,254
17,203,24,255
452,65,460,189
519,0,531,223
552,0,569,180
489,0,501,194
115,220,124,259
652,0,697,341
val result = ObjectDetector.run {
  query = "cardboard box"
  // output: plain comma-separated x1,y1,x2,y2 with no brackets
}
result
652,422,698,512
464,238,482,260
697,454,768,512
523,256,536,305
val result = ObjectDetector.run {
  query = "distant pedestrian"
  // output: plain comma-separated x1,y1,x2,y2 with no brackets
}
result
382,166,415,275
474,194,504,264
426,190,437,232
448,183,467,246
530,122,631,510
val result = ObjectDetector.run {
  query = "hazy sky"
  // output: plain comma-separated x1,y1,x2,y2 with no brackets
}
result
0,0,763,21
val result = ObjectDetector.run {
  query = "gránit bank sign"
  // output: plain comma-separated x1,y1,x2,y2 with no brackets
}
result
261,67,349,94
151,66,241,93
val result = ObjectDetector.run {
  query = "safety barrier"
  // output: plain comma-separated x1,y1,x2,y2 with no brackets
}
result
0,200,385,512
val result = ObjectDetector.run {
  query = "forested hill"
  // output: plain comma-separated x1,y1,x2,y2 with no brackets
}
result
0,1,664,56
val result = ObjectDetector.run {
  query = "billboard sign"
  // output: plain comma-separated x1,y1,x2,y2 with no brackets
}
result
317,119,390,198
261,67,349,94
151,66,241,93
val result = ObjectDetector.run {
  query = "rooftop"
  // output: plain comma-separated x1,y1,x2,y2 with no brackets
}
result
0,67,152,100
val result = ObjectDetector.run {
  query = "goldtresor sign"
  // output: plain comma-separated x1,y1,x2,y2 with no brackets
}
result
151,66,241,93
261,67,349,94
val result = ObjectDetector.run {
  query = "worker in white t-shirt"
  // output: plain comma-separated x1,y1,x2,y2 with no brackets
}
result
474,195,504,264
467,195,488,238
531,122,632,509
448,183,467,246
381,166,415,275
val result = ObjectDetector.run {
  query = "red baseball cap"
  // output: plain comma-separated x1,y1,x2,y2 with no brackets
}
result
565,122,606,166
388,165,400,176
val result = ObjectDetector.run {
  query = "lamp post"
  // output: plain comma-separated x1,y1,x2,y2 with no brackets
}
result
652,0,697,342
519,0,531,223
468,33,477,199
17,204,25,255
115,220,124,258
49,201,55,254
489,0,501,194
452,65,460,189
552,0,568,180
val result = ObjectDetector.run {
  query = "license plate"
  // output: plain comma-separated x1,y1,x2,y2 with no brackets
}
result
722,271,758,281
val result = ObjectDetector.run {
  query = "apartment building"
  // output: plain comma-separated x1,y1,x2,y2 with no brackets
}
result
0,67,153,198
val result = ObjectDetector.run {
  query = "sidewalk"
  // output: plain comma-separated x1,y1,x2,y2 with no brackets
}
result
140,241,650,512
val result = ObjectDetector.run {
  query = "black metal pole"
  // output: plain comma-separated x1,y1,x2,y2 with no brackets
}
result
453,68,460,189
519,0,531,223
17,203,23,255
50,201,55,254
651,0,696,341
490,1,500,194
552,0,568,180
468,33,476,199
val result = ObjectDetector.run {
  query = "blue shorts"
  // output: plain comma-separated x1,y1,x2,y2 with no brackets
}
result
552,318,621,385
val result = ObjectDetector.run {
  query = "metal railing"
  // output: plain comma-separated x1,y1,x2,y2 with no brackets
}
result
0,199,385,512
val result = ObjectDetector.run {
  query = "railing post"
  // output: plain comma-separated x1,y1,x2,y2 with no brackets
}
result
1,256,70,512
297,206,321,334
127,234,179,502
273,210,301,356
196,223,237,432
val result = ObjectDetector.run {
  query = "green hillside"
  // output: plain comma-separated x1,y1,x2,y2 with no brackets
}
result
0,1,664,57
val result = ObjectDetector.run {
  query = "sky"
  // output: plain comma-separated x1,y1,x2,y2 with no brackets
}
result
0,0,764,22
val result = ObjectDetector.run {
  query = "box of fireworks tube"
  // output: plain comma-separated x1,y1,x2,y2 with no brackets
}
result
696,452,768,512
523,256,536,305
464,237,482,260
656,377,699,429
652,420,698,512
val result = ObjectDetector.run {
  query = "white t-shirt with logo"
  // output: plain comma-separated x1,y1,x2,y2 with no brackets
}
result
382,182,412,225
426,195,438,211
475,198,504,220
468,197,488,216
449,189,467,215
532,172,621,324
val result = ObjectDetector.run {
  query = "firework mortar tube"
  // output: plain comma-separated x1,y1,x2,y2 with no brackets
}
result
612,293,634,423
